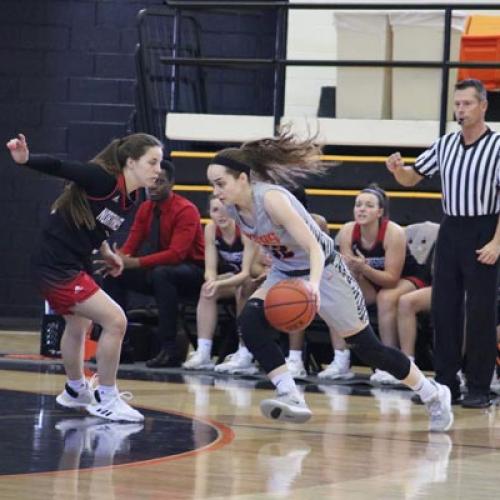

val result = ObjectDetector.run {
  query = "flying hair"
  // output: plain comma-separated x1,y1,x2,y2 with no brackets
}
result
212,126,328,186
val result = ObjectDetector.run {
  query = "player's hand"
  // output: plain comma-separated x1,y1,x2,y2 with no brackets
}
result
344,249,366,274
307,281,321,311
386,152,404,174
476,240,500,265
259,253,273,267
6,134,29,164
120,254,140,269
94,257,123,277
251,271,268,285
201,279,218,298
94,243,124,277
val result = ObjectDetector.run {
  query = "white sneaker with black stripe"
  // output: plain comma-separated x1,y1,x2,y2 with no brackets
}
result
56,380,96,410
260,392,312,423
87,390,144,422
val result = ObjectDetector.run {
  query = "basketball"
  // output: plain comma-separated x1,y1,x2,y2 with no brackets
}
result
264,279,317,333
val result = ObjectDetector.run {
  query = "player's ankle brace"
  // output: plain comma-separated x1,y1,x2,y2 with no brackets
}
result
238,298,286,374
344,324,411,380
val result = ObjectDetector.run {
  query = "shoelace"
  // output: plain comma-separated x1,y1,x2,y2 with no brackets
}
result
117,391,134,402
97,391,135,410
87,373,99,391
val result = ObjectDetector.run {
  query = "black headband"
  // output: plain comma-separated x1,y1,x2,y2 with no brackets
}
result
361,188,385,207
212,155,251,175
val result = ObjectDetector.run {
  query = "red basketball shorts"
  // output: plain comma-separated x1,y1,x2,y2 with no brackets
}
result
42,271,100,315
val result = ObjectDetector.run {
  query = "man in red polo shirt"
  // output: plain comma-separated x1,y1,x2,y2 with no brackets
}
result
104,160,205,367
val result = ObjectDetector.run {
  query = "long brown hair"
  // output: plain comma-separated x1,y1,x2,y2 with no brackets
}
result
52,133,162,229
213,127,325,185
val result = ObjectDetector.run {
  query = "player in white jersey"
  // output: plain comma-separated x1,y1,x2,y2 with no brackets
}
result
207,128,453,432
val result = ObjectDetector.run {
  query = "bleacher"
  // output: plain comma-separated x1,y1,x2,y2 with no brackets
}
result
118,2,500,371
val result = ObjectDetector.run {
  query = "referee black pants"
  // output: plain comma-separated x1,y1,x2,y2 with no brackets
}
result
432,214,499,398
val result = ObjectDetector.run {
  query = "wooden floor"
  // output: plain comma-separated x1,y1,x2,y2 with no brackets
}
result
0,330,499,499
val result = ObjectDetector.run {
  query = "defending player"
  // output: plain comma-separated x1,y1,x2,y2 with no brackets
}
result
6,132,163,422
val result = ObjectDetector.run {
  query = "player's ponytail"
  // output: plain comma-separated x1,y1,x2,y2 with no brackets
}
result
213,127,327,186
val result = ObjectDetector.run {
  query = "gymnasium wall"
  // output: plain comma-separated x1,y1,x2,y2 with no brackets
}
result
0,0,277,318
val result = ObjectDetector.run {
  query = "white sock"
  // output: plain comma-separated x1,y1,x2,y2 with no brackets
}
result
410,375,437,403
334,349,350,367
197,338,213,357
67,377,86,392
288,350,302,362
98,384,119,402
408,355,415,364
271,371,298,396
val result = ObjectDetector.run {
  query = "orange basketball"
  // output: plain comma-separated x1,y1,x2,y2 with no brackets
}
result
264,279,317,334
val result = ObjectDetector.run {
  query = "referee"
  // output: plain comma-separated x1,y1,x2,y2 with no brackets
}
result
386,79,500,409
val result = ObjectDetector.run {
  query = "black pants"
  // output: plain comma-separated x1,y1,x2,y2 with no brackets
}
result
432,214,499,397
104,263,204,352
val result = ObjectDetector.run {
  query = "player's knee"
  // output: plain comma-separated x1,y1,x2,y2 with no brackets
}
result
376,288,397,311
199,284,220,303
101,308,127,337
238,298,267,351
238,298,285,373
398,293,417,315
345,325,410,380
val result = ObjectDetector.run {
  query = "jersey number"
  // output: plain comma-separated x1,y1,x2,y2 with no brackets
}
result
269,245,294,260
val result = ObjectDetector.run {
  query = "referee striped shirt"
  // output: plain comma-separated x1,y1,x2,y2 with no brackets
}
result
413,129,500,216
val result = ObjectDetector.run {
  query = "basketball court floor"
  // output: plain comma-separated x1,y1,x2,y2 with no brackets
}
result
0,330,499,499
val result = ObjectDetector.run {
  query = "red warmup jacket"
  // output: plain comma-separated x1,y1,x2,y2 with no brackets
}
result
121,192,205,268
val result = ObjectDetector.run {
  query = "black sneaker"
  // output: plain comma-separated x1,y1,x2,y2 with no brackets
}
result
461,393,491,409
145,349,181,368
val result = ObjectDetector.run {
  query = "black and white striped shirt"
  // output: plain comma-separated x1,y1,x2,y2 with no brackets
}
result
414,129,500,216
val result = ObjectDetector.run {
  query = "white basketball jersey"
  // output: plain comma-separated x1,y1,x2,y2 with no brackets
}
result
225,182,336,273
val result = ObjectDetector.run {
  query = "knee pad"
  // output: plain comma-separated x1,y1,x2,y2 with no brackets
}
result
238,298,285,373
344,325,411,380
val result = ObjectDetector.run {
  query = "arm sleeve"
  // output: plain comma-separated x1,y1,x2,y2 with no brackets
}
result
121,204,149,256
25,154,116,197
138,205,201,268
413,140,439,178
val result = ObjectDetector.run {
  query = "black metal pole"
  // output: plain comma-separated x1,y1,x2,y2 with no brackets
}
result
439,7,452,137
159,57,500,69
165,2,498,11
170,10,181,112
272,6,287,132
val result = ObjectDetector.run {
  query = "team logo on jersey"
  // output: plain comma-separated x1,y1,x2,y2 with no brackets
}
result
96,208,125,231
366,256,385,270
74,285,84,294
112,195,120,203
242,230,281,246
218,249,243,264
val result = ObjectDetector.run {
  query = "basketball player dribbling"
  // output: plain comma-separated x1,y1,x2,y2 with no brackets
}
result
207,128,453,432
